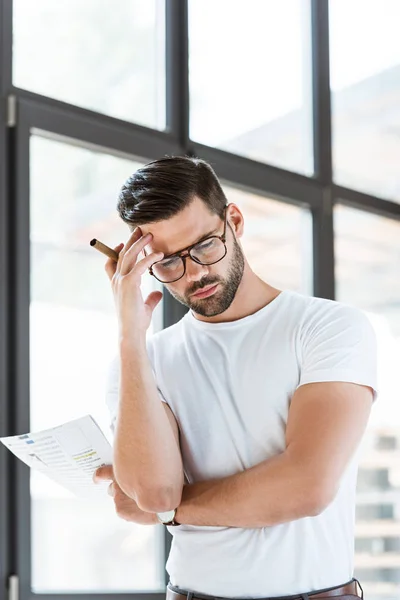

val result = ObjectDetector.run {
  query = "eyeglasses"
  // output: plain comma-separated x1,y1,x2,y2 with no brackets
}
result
144,206,228,283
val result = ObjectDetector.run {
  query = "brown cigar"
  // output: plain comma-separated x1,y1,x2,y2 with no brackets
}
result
90,239,119,262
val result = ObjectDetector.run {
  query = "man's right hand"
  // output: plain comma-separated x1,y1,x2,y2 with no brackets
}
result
104,227,164,341
93,465,159,526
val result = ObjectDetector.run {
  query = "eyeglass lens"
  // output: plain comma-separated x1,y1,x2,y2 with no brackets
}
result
152,237,226,283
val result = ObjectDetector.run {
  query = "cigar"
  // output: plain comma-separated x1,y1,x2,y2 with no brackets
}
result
90,239,119,262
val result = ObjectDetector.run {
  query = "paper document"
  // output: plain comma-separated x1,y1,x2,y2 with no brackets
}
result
0,415,113,498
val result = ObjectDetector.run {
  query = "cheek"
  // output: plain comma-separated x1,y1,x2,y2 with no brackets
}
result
211,264,226,279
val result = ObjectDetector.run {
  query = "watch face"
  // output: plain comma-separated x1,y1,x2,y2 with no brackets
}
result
157,509,175,523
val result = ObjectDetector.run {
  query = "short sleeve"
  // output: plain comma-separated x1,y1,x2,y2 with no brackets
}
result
296,303,378,402
105,345,168,436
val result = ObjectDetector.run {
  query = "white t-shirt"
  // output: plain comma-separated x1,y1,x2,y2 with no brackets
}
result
106,289,378,598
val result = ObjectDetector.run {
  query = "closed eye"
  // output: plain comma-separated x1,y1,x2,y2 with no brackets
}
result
158,257,181,268
195,239,215,251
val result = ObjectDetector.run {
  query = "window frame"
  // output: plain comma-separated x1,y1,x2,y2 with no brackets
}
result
0,1,400,600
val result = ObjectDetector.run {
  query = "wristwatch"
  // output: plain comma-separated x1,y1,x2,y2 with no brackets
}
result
156,508,180,526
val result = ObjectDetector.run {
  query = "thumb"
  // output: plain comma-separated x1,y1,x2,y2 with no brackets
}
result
93,464,114,483
144,290,163,314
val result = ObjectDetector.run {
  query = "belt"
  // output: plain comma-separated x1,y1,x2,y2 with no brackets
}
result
166,578,364,600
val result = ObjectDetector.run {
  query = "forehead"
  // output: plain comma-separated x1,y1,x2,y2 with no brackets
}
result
140,197,220,255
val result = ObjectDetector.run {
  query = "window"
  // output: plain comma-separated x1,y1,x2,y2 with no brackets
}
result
330,0,400,203
13,0,165,129
189,0,313,175
30,136,164,592
334,205,400,597
2,4,399,599
224,186,313,294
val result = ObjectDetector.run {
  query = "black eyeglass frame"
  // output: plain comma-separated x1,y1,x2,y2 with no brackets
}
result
144,205,229,284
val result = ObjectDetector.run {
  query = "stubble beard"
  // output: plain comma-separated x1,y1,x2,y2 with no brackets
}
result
165,237,245,317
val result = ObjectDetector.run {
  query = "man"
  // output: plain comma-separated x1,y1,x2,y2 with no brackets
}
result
94,156,376,600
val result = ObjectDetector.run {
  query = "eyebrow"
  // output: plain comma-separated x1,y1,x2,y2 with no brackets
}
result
161,227,220,259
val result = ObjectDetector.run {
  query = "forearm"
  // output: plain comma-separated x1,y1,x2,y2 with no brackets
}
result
175,451,324,528
113,340,184,512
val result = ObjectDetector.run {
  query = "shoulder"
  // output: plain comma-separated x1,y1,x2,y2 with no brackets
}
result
288,290,368,327
285,291,375,346
303,295,372,335
294,296,376,363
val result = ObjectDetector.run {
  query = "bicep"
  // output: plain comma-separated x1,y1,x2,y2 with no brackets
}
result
285,381,373,508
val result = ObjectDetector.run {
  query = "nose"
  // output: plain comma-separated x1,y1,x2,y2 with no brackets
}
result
185,256,210,282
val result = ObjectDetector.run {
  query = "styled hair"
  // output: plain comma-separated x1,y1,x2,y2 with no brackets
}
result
117,156,228,227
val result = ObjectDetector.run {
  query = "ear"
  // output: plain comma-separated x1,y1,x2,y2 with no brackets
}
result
227,203,244,239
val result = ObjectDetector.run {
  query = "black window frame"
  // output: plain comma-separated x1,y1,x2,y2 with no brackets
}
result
1,1,400,600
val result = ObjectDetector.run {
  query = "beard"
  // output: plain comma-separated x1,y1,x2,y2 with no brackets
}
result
165,236,245,317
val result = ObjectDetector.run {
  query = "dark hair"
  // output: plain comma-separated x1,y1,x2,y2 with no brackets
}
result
117,156,228,227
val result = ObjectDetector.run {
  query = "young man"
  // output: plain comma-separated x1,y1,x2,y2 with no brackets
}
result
94,156,376,600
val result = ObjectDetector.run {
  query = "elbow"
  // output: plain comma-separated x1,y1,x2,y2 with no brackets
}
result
135,484,183,513
115,472,184,513
306,485,334,517
113,461,184,513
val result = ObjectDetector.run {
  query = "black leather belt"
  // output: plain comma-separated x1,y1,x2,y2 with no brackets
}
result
166,577,364,600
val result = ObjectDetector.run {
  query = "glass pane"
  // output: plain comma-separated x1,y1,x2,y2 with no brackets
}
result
189,0,313,175
14,0,165,129
30,136,165,593
224,186,313,294
330,0,400,203
334,205,400,600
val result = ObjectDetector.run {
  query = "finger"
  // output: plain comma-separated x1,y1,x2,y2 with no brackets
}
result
93,464,114,483
118,227,143,261
128,251,164,279
107,482,116,497
119,233,155,276
144,290,163,313
104,244,124,281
